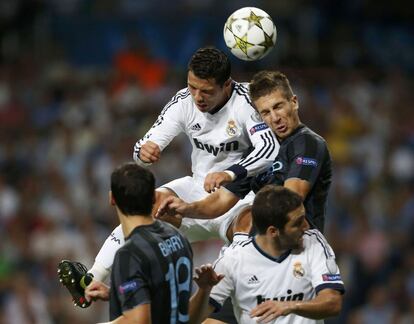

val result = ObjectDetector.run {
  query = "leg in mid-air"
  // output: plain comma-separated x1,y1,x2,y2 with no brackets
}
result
225,206,252,242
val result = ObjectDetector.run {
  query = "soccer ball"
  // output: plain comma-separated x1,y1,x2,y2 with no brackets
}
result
223,7,277,61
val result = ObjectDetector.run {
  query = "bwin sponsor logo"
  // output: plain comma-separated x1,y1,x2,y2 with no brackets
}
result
193,138,239,156
256,290,304,304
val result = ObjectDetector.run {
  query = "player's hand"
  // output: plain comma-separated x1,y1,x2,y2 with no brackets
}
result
85,280,110,302
193,264,224,290
156,196,189,218
155,196,186,228
250,300,294,322
204,171,233,193
139,141,161,163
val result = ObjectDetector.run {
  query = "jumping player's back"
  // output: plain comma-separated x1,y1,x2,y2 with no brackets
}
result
109,221,193,323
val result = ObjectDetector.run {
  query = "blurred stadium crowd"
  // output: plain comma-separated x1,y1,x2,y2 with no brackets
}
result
0,1,413,323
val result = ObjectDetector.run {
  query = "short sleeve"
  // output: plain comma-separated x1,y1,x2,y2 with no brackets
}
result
208,255,235,312
305,231,345,295
112,250,151,312
286,134,328,186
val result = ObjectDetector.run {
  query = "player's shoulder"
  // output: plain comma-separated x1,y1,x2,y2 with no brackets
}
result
164,87,192,109
233,81,250,93
174,87,191,99
214,238,253,270
232,81,254,111
285,125,328,155
222,236,253,258
294,125,327,145
303,229,334,256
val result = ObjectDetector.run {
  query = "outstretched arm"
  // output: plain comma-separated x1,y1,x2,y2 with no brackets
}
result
226,116,279,181
189,264,224,324
133,90,187,165
156,187,240,220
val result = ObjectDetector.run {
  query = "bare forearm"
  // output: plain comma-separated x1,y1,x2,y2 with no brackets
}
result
290,293,342,319
185,201,226,219
189,288,214,324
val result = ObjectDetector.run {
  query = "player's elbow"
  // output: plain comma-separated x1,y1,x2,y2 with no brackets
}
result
324,294,343,318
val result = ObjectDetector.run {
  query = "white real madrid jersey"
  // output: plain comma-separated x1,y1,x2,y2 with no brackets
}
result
209,229,345,324
133,82,278,182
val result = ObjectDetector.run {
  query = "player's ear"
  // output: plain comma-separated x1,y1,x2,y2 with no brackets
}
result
223,78,232,89
291,95,299,111
109,191,116,206
267,226,279,237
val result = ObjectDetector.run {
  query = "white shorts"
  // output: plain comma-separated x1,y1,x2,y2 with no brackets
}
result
160,176,254,244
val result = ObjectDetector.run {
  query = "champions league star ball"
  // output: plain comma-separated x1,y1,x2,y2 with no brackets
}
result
223,7,277,61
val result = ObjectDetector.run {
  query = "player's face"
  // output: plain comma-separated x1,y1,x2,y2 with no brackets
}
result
254,90,300,139
278,204,309,250
187,70,231,113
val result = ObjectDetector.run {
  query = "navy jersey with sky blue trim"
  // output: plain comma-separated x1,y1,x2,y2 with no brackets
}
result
133,82,278,183
109,221,193,323
225,124,332,232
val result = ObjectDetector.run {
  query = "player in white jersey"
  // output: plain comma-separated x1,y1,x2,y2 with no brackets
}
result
57,47,277,302
189,185,344,323
88,47,277,275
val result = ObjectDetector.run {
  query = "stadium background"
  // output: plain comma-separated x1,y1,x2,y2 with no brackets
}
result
0,0,413,323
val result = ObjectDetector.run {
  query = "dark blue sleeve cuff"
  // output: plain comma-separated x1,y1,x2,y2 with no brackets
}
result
315,283,345,295
208,297,222,313
227,164,248,180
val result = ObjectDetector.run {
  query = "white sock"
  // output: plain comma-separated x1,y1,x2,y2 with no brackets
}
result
90,224,125,281
88,262,110,282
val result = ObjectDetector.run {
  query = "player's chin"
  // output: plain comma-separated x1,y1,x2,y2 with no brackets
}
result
294,237,304,249
195,103,210,112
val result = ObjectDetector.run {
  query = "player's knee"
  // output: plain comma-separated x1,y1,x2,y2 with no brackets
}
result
152,188,182,228
226,207,252,242
232,207,252,234
152,189,177,212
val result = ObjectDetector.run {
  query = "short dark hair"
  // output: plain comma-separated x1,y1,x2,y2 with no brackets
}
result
188,47,231,87
252,185,303,234
249,71,294,103
110,162,155,216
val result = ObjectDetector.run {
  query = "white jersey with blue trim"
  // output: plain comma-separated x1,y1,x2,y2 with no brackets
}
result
133,82,278,183
209,229,345,324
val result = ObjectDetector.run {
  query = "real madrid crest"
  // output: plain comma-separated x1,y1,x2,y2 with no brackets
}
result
293,261,305,278
226,120,238,137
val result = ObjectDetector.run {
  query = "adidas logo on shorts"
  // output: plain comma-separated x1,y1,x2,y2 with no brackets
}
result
248,275,260,284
